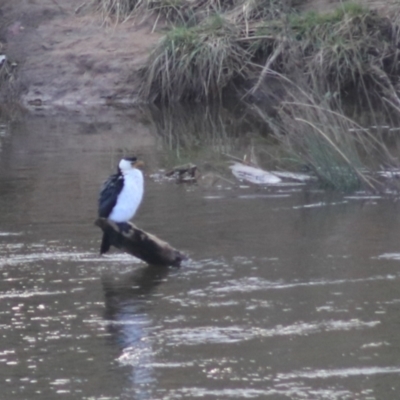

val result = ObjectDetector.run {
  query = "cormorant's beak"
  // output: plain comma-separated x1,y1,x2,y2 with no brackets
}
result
133,160,144,169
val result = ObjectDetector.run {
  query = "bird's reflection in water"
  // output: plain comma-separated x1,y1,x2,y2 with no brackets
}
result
102,266,170,399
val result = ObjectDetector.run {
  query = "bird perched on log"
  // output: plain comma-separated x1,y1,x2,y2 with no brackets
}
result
98,157,144,254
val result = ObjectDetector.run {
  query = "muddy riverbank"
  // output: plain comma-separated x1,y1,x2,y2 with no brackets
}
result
0,0,160,109
0,0,397,110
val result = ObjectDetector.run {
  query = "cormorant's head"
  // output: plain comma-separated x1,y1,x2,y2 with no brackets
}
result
119,157,144,173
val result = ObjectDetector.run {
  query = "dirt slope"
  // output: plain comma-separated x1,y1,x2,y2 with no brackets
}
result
0,0,160,109
0,0,394,110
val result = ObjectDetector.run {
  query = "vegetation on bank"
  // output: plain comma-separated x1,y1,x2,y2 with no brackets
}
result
90,0,400,107
140,16,251,102
265,86,396,191
136,2,400,106
87,0,400,191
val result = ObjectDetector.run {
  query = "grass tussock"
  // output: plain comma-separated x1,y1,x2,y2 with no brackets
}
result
261,82,395,191
279,100,367,191
281,5,400,103
250,5,400,98
140,15,252,102
138,2,400,105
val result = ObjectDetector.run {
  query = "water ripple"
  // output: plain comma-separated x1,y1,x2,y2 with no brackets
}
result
377,253,400,260
161,319,379,346
171,386,352,400
278,366,400,380
186,275,399,298
0,290,66,299
0,250,140,267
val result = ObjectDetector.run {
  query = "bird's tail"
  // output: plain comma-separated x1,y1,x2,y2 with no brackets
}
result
100,231,111,255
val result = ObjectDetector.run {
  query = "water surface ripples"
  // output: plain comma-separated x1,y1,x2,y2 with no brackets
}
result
1,114,400,400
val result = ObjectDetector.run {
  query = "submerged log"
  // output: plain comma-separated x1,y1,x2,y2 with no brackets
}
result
95,218,186,267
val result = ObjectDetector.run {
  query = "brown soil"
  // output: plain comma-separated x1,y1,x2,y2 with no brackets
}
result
0,0,161,109
0,0,394,110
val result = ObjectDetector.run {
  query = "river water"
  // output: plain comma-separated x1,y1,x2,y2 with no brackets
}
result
0,108,400,400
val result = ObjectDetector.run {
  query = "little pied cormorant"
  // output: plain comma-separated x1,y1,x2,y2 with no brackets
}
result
98,157,144,254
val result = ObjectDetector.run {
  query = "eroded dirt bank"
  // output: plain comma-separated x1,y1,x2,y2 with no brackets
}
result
0,0,395,110
0,0,161,109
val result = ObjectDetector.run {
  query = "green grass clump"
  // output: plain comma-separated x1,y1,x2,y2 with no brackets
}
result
270,83,395,191
140,15,252,102
289,2,367,34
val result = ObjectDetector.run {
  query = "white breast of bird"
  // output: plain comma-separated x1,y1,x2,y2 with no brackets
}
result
108,169,144,223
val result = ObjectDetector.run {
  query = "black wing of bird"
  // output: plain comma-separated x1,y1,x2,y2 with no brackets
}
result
98,173,124,218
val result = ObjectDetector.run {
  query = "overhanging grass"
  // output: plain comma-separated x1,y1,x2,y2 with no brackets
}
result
140,15,252,102
264,81,396,191
250,5,400,104
139,2,400,105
